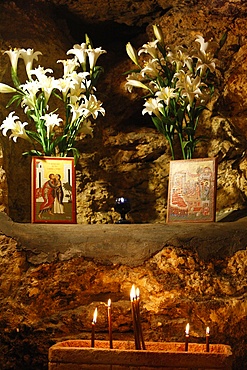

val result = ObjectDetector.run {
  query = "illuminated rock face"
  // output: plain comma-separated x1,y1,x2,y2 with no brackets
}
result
0,3,247,367
0,212,246,369
1,1,247,223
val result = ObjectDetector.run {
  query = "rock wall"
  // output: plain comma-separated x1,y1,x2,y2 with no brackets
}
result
0,0,247,223
0,212,247,369
0,3,247,370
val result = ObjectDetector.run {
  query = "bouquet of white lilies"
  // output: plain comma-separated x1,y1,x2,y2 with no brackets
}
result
125,25,226,159
0,35,106,162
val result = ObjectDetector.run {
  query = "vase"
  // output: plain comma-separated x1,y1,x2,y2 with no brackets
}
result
31,156,76,224
167,157,218,223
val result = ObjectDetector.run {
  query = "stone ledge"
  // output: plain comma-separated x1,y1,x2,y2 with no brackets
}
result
1,211,247,266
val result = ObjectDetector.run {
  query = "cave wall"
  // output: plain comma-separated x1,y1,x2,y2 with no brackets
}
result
0,0,247,223
0,212,246,370
0,2,247,370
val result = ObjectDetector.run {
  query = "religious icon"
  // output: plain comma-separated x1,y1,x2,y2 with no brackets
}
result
31,157,76,224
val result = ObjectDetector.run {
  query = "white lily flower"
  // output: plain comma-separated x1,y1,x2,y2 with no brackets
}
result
86,47,106,71
141,59,160,79
68,101,86,123
4,48,22,73
156,86,177,106
56,77,75,101
20,80,41,96
0,37,106,158
31,72,58,103
173,69,189,84
0,111,30,142
0,83,17,93
167,46,193,72
82,94,105,119
195,35,218,55
30,66,56,101
138,40,159,59
69,84,84,99
20,80,41,108
41,113,63,139
60,71,90,98
20,48,42,79
177,74,205,105
125,29,221,160
125,73,150,93
193,35,218,75
195,52,216,75
68,71,90,92
30,66,53,82
67,43,88,70
42,76,58,102
142,97,163,118
57,57,79,77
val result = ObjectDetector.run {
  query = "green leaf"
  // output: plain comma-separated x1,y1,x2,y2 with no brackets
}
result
11,68,21,88
91,65,104,85
151,116,163,133
219,32,228,50
26,130,43,146
122,68,142,76
52,90,63,101
6,94,22,108
22,150,44,157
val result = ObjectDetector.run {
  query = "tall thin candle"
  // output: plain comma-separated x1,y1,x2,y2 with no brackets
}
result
130,284,140,350
185,323,189,352
108,299,113,349
206,326,210,352
91,307,97,348
136,287,146,350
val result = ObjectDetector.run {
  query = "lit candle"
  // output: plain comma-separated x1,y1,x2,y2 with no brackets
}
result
136,287,146,350
206,326,210,352
108,299,113,349
91,307,97,348
185,323,189,351
130,284,140,349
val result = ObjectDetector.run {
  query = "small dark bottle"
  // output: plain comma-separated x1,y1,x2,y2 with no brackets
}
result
114,197,131,224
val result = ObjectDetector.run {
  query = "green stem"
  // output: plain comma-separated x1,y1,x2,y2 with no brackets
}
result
178,132,186,160
167,135,175,160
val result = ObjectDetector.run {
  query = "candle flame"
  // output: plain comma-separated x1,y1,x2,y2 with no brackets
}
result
130,284,136,301
206,326,210,335
136,287,140,299
92,307,97,324
185,323,190,335
108,298,111,307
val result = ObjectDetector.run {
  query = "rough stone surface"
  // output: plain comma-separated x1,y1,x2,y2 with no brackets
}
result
1,0,247,223
0,1,247,369
0,212,247,369
48,340,233,370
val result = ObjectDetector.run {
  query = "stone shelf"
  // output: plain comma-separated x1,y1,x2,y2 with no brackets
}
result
0,210,247,266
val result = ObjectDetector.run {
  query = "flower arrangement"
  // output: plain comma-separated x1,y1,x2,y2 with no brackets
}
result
125,25,226,160
0,35,106,163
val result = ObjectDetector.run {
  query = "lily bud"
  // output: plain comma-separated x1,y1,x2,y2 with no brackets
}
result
0,83,17,93
153,24,164,47
126,42,140,66
125,78,151,93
